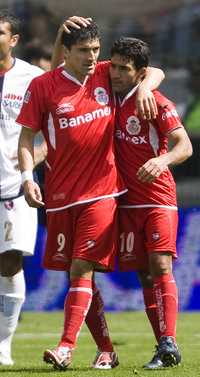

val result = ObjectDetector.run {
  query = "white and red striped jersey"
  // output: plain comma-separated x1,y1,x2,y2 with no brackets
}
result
115,89,183,208
17,62,126,211
0,58,43,199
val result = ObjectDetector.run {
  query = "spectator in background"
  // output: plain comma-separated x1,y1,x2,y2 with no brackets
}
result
20,4,58,46
23,41,52,71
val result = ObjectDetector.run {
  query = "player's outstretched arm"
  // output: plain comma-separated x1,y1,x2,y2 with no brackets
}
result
51,16,92,69
136,127,193,183
136,67,165,120
18,127,44,208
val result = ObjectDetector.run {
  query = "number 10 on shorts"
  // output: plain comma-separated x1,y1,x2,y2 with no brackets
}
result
119,232,134,254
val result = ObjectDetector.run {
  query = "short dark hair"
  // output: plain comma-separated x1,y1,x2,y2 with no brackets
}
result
61,20,100,49
111,37,150,70
0,10,21,35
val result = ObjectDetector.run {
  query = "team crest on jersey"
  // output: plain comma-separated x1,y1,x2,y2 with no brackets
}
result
56,103,75,114
23,90,31,104
94,87,109,105
126,116,141,135
4,201,14,210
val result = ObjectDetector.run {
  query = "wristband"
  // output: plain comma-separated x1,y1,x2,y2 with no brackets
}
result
21,170,34,185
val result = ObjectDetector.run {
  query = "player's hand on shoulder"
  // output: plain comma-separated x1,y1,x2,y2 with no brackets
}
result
136,85,158,120
136,156,168,183
23,181,45,208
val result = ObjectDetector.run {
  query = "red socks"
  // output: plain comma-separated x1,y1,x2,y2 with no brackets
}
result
59,278,92,349
143,287,160,343
153,273,178,340
85,281,113,352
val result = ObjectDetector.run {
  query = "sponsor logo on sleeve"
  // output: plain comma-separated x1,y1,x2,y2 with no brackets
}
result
23,90,31,104
162,109,178,121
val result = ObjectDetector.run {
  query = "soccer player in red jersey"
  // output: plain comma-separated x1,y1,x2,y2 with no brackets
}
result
110,37,193,369
17,21,164,370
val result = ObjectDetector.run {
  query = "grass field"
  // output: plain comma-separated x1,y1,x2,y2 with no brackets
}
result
185,99,200,134
1,311,200,377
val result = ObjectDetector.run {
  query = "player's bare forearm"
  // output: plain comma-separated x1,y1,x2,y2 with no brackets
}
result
34,140,47,167
51,27,65,69
18,127,45,207
18,127,35,173
167,127,193,166
137,67,165,120
143,67,165,91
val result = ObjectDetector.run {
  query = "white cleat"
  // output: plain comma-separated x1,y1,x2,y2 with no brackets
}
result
0,352,14,366
43,346,72,370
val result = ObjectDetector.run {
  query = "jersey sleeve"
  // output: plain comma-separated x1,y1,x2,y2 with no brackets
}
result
16,76,46,132
154,91,184,135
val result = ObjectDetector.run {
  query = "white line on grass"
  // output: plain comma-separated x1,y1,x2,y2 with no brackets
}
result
15,331,152,339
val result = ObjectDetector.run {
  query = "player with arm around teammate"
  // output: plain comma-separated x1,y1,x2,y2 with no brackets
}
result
17,18,165,370
110,37,192,369
51,16,164,121
17,20,127,370
0,10,44,366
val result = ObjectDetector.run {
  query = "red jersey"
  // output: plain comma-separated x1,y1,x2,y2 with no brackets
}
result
115,89,183,207
17,62,126,211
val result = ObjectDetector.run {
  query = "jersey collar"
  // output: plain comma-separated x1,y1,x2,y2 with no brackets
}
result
118,84,139,107
61,69,89,87
0,57,16,76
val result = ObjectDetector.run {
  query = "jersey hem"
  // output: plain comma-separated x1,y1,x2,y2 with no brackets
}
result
46,189,127,212
0,188,24,201
119,204,177,210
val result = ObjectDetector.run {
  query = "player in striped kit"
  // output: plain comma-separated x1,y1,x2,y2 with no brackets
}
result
0,11,44,366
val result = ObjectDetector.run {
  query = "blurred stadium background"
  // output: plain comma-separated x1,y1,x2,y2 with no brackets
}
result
1,0,200,312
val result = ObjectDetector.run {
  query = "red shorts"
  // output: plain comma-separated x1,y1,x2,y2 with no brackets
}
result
43,198,118,271
118,207,178,272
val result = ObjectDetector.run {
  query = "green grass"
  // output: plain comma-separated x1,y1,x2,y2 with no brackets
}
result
1,311,200,376
185,99,200,134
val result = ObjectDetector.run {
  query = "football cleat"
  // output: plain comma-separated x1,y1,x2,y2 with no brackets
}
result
0,352,14,366
157,336,181,367
143,346,164,369
92,350,119,369
43,346,72,370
